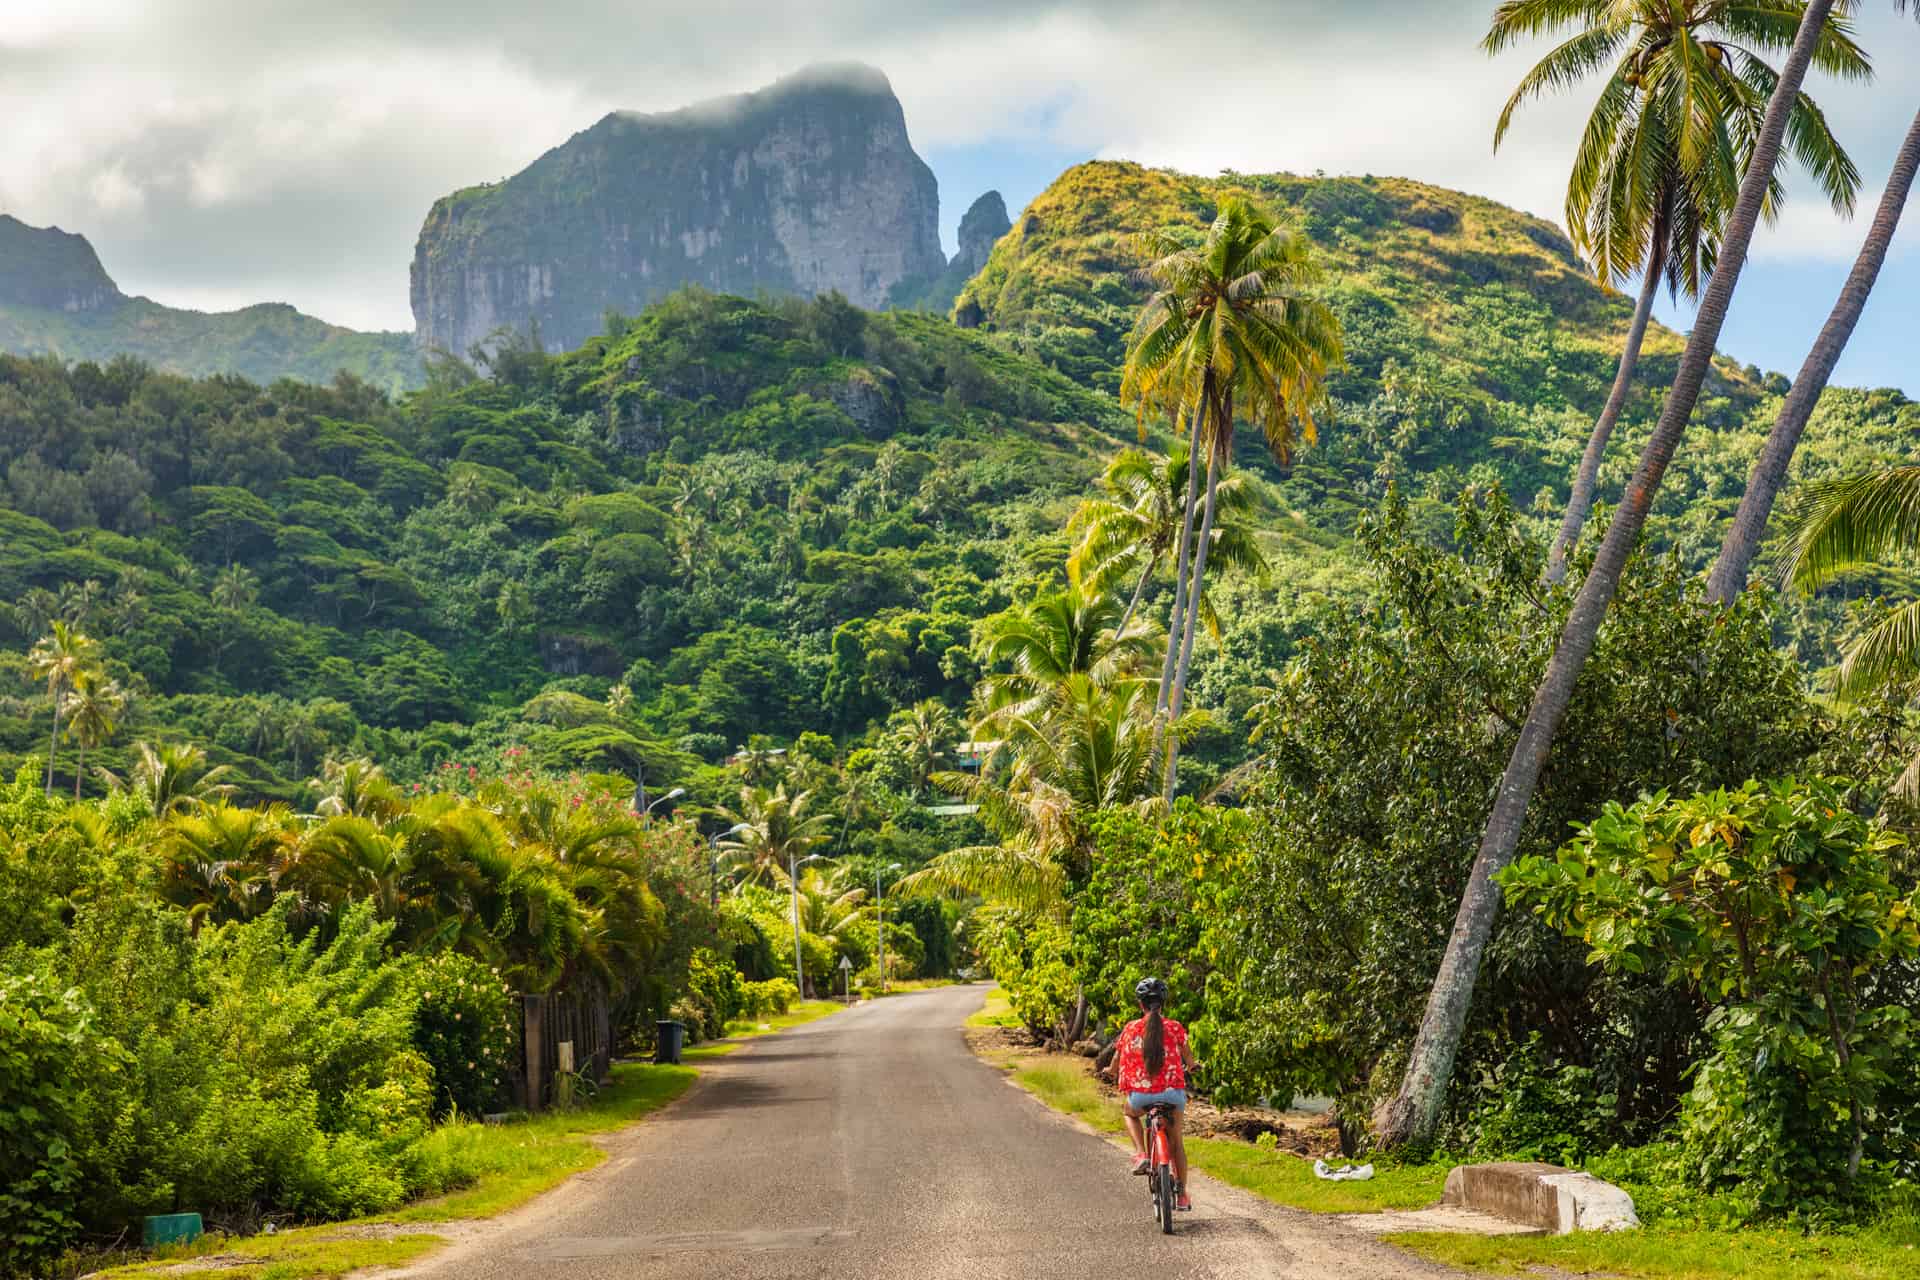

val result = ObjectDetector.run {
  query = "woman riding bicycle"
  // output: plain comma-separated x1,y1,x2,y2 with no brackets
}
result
1116,976,1195,1211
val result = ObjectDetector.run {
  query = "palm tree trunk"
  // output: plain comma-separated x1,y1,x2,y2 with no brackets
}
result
45,699,61,797
1706,103,1920,605
1546,237,1667,584
74,740,85,802
1157,402,1207,715
1163,441,1222,805
1115,554,1160,634
1374,0,1833,1149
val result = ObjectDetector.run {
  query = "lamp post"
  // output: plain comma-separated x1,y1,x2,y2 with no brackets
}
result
876,861,902,993
709,822,750,908
789,851,828,997
643,786,685,827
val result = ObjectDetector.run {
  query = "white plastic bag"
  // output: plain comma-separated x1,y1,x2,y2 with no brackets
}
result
1312,1159,1374,1181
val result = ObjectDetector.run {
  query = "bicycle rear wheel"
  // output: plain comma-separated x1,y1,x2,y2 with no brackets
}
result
1155,1164,1175,1233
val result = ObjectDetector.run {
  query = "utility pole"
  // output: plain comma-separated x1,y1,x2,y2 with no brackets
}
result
876,861,902,993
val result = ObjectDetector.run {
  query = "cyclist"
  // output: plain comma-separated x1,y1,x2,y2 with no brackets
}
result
1116,976,1195,1211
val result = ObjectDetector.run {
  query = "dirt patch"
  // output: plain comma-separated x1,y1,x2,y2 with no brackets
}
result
121,1255,253,1276
315,1221,474,1242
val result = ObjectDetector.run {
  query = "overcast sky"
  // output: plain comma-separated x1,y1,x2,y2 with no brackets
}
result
4,1,1916,390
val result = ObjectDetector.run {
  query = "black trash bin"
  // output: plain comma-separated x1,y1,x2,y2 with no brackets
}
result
654,1020,685,1065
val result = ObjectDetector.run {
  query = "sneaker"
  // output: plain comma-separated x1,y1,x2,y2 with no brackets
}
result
1176,1189,1193,1211
1131,1154,1150,1175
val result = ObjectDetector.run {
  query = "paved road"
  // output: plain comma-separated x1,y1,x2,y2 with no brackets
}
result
398,984,1454,1280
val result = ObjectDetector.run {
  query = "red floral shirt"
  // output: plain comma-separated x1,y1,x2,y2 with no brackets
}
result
1115,1015,1188,1093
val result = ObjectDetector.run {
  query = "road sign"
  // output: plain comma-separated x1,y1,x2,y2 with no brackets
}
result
838,954,853,1003
837,955,853,971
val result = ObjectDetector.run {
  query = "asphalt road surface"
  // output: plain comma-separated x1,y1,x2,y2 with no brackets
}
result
397,984,1456,1280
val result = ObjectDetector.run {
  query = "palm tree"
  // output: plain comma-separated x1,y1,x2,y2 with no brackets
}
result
1376,0,1841,1149
313,755,403,820
26,621,101,796
971,570,1160,736
714,784,832,886
894,700,957,795
1122,195,1343,801
158,801,288,933
1780,466,1920,780
1486,0,1865,582
61,667,126,800
114,740,237,818
1069,445,1268,632
1709,7,1920,601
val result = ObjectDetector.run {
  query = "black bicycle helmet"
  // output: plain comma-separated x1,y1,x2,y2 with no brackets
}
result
1134,976,1168,1005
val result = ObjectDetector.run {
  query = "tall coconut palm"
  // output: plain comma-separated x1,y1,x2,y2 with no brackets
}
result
971,571,1160,733
61,667,126,800
1377,0,1840,1149
894,699,958,795
1485,0,1867,582
313,755,403,819
1121,195,1343,801
26,621,101,796
714,784,832,886
1710,7,1920,601
1068,445,1269,633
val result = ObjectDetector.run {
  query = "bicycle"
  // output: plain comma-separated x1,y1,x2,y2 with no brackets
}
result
1142,1103,1178,1234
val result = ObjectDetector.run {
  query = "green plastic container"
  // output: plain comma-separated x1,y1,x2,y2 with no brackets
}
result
143,1213,203,1247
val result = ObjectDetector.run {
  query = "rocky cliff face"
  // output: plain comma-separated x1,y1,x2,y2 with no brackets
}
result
951,191,1011,278
411,63,946,357
0,215,121,313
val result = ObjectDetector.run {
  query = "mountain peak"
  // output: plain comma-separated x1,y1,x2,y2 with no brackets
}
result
0,214,121,313
412,65,944,356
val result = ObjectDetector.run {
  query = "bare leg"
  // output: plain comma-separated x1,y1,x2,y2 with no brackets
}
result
1169,1109,1189,1188
1122,1105,1146,1155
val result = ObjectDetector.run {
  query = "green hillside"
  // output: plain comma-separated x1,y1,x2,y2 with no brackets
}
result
3,163,1914,811
0,297,421,395
959,162,1919,586
0,289,1137,811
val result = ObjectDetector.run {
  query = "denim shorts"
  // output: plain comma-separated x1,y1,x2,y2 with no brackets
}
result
1127,1088,1188,1110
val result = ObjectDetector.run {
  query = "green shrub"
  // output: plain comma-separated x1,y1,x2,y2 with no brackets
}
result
1464,1034,1607,1166
0,971,101,1278
1504,777,1920,1214
740,977,797,1018
412,952,516,1118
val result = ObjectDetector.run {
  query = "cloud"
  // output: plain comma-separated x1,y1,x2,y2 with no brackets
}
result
1,1,1915,331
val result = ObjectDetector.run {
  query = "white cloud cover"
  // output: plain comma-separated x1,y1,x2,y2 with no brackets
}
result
1,1,1915,330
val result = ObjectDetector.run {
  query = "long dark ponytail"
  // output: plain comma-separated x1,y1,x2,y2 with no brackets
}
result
1142,1002,1166,1079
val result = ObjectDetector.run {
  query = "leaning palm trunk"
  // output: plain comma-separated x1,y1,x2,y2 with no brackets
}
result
1115,554,1159,634
1375,0,1833,1149
45,702,61,797
1163,441,1221,804
1157,401,1207,715
1547,236,1668,584
1706,104,1920,604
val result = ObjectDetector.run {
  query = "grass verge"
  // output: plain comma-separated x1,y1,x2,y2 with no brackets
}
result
1393,1219,1920,1280
93,1000,849,1279
998,1049,1434,1213
977,1037,1920,1279
965,984,1018,1028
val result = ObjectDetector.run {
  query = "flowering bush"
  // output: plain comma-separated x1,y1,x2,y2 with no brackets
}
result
411,951,516,1118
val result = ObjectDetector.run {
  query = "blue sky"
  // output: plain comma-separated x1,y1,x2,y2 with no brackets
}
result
4,1,1915,393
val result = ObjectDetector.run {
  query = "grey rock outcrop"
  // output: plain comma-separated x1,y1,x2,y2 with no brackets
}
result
952,191,1012,277
411,63,946,358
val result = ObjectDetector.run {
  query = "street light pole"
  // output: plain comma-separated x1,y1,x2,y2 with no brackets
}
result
643,786,685,828
876,861,902,994
789,852,827,998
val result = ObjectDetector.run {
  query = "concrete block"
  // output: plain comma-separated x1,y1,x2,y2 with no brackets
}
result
1441,1161,1639,1234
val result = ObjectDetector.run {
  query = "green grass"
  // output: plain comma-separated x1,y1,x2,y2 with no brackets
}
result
1002,1052,1441,1212
1187,1139,1445,1213
965,985,1018,1028
93,1059,702,1277
1393,1221,1920,1280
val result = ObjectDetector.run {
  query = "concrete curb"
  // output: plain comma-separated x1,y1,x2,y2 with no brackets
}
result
1441,1162,1640,1234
